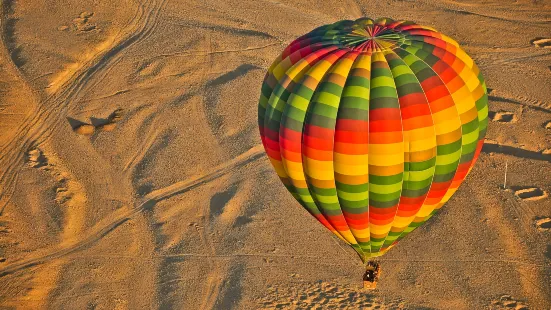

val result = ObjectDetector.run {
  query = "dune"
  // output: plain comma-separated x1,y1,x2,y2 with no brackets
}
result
0,0,550,309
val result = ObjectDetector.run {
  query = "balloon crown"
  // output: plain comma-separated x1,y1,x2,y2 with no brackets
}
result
314,17,410,53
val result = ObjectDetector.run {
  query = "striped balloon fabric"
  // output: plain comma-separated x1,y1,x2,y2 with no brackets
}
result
258,17,488,262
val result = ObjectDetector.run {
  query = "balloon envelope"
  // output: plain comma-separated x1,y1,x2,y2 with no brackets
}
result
258,17,488,262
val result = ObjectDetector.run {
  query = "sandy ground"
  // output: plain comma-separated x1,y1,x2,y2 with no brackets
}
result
0,0,550,309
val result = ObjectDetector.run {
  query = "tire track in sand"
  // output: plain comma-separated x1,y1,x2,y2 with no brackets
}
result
0,1,166,300
0,0,42,214
3,137,548,278
193,34,226,309
0,0,168,214
0,145,265,278
196,189,224,310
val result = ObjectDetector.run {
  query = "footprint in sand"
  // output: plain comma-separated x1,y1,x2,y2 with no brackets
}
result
531,38,551,48
0,223,12,234
489,295,529,310
72,11,98,32
513,187,548,201
27,148,48,168
535,217,551,232
488,111,518,123
55,179,73,204
257,282,404,309
25,148,78,207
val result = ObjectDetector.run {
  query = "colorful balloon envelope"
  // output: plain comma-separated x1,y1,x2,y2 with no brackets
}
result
258,17,488,263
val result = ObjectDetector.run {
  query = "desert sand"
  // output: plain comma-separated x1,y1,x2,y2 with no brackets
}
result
0,0,550,309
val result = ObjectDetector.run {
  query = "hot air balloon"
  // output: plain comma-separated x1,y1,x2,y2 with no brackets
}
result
258,17,488,287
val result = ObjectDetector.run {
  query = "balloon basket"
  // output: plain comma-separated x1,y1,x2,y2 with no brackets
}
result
363,261,380,289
